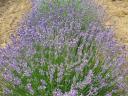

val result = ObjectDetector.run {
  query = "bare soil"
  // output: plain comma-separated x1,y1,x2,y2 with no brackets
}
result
0,0,31,47
95,0,128,46
0,0,9,7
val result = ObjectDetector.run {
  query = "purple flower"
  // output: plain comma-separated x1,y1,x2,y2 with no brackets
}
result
26,83,34,95
85,70,93,84
67,89,78,96
13,77,21,85
2,70,13,82
105,93,112,96
53,89,63,96
3,88,12,95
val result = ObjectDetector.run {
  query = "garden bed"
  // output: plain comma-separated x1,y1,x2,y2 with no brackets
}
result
0,0,127,95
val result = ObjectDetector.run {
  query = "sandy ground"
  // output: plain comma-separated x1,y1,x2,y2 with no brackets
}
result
0,0,31,47
95,0,128,46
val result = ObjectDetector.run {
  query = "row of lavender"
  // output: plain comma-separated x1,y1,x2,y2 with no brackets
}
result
0,0,127,95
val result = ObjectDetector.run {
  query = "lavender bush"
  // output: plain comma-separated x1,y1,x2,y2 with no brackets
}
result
0,0,127,96
38,0,98,30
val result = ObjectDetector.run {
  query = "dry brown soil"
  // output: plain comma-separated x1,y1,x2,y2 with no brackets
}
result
95,0,128,46
0,0,31,47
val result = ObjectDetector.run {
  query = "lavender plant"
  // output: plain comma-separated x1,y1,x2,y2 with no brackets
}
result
38,0,98,31
0,0,127,96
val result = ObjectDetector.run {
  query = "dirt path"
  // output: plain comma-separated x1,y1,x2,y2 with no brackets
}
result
0,0,31,47
95,0,128,46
